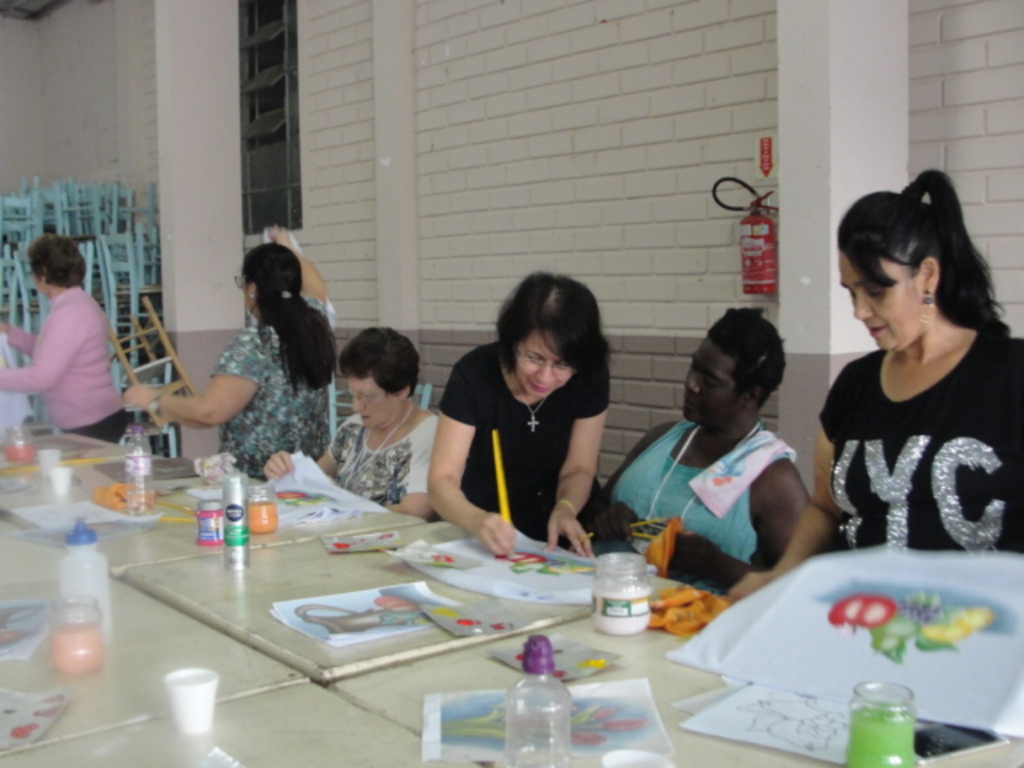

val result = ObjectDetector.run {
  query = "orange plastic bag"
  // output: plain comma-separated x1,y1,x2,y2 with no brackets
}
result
91,483,128,512
643,517,681,578
648,584,730,638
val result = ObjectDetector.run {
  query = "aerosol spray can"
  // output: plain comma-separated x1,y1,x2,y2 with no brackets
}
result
223,473,249,571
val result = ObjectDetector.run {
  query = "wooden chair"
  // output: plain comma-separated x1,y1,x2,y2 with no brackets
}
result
109,296,195,457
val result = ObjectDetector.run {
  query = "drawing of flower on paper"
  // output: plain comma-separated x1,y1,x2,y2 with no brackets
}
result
441,697,651,748
433,682,669,761
500,551,594,576
825,589,997,664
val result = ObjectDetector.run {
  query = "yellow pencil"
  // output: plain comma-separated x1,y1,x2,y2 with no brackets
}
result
159,516,194,524
0,454,115,474
491,429,512,524
156,500,194,515
61,456,117,467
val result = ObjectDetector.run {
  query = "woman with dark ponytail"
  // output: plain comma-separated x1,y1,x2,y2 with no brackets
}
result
733,170,1024,600
124,227,336,478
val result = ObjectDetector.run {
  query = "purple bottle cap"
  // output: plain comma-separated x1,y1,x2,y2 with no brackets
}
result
521,634,555,675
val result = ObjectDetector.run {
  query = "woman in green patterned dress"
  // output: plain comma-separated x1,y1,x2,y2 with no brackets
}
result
123,229,336,478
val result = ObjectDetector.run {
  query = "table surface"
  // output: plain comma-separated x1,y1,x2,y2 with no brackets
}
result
0,682,431,768
331,613,1024,768
0,434,422,575
118,521,591,684
0,578,303,754
3,433,1021,766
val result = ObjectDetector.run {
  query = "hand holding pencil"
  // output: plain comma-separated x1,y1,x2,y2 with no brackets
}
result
477,430,517,556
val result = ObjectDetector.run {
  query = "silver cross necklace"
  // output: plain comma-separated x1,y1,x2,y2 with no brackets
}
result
524,397,548,433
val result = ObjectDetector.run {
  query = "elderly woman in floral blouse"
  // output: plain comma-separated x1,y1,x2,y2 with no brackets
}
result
123,228,336,478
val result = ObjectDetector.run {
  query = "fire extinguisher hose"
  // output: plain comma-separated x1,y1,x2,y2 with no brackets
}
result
712,177,777,213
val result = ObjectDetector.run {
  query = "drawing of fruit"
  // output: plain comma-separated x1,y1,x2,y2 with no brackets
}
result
920,607,994,644
827,590,996,664
828,594,897,629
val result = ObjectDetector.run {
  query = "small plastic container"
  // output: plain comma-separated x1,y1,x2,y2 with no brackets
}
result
51,596,104,675
4,425,36,464
846,681,916,768
505,635,572,768
592,552,651,635
248,484,278,534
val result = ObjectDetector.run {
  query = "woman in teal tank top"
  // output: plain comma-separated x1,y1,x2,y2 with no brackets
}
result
587,309,808,594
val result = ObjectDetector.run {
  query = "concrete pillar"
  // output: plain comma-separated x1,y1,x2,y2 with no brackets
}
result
155,0,244,458
776,0,909,482
372,0,419,332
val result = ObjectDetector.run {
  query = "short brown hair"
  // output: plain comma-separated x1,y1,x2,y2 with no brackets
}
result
28,234,86,288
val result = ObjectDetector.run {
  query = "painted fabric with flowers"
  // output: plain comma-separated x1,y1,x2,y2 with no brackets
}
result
668,549,1024,737
422,678,672,762
401,533,597,605
826,588,997,663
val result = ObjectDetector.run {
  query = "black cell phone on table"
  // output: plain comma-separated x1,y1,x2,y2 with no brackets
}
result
914,723,1010,764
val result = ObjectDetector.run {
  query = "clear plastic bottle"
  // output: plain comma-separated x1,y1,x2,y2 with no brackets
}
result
51,595,104,674
4,425,36,463
124,424,154,516
58,519,112,643
504,635,572,768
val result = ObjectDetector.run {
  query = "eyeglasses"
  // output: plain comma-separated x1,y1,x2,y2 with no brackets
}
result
234,275,245,289
516,351,575,375
349,390,385,405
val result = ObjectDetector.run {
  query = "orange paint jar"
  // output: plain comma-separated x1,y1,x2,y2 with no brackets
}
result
248,485,278,534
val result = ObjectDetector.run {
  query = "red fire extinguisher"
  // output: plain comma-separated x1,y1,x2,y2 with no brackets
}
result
712,177,779,295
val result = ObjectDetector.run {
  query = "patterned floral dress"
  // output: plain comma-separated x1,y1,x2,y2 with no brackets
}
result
329,412,437,506
213,299,330,479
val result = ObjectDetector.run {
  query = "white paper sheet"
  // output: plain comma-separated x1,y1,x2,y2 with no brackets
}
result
681,684,849,764
668,548,1024,737
422,678,673,763
395,534,596,605
270,581,458,648
0,333,31,431
186,453,387,525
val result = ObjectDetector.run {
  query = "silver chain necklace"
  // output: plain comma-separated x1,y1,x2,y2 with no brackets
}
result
525,397,548,433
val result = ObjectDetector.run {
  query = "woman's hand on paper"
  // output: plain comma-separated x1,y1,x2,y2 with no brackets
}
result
474,512,517,557
263,450,295,480
547,505,594,558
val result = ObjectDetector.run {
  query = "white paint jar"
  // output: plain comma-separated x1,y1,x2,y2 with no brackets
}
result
591,552,651,635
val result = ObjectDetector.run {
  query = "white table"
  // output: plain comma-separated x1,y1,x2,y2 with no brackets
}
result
0,682,444,768
0,446,422,574
119,522,590,683
0,578,302,753
331,614,1024,768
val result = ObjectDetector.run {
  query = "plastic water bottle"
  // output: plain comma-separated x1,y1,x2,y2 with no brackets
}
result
504,635,572,768
124,425,154,516
59,518,112,643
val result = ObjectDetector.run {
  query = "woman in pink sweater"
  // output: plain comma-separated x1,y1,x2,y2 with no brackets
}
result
0,235,127,442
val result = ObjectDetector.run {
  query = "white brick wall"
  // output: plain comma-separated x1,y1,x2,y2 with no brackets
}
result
6,0,1020,342
909,0,1024,333
415,0,778,333
302,0,379,324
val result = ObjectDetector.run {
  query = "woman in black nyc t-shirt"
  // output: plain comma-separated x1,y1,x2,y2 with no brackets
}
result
732,169,1018,600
